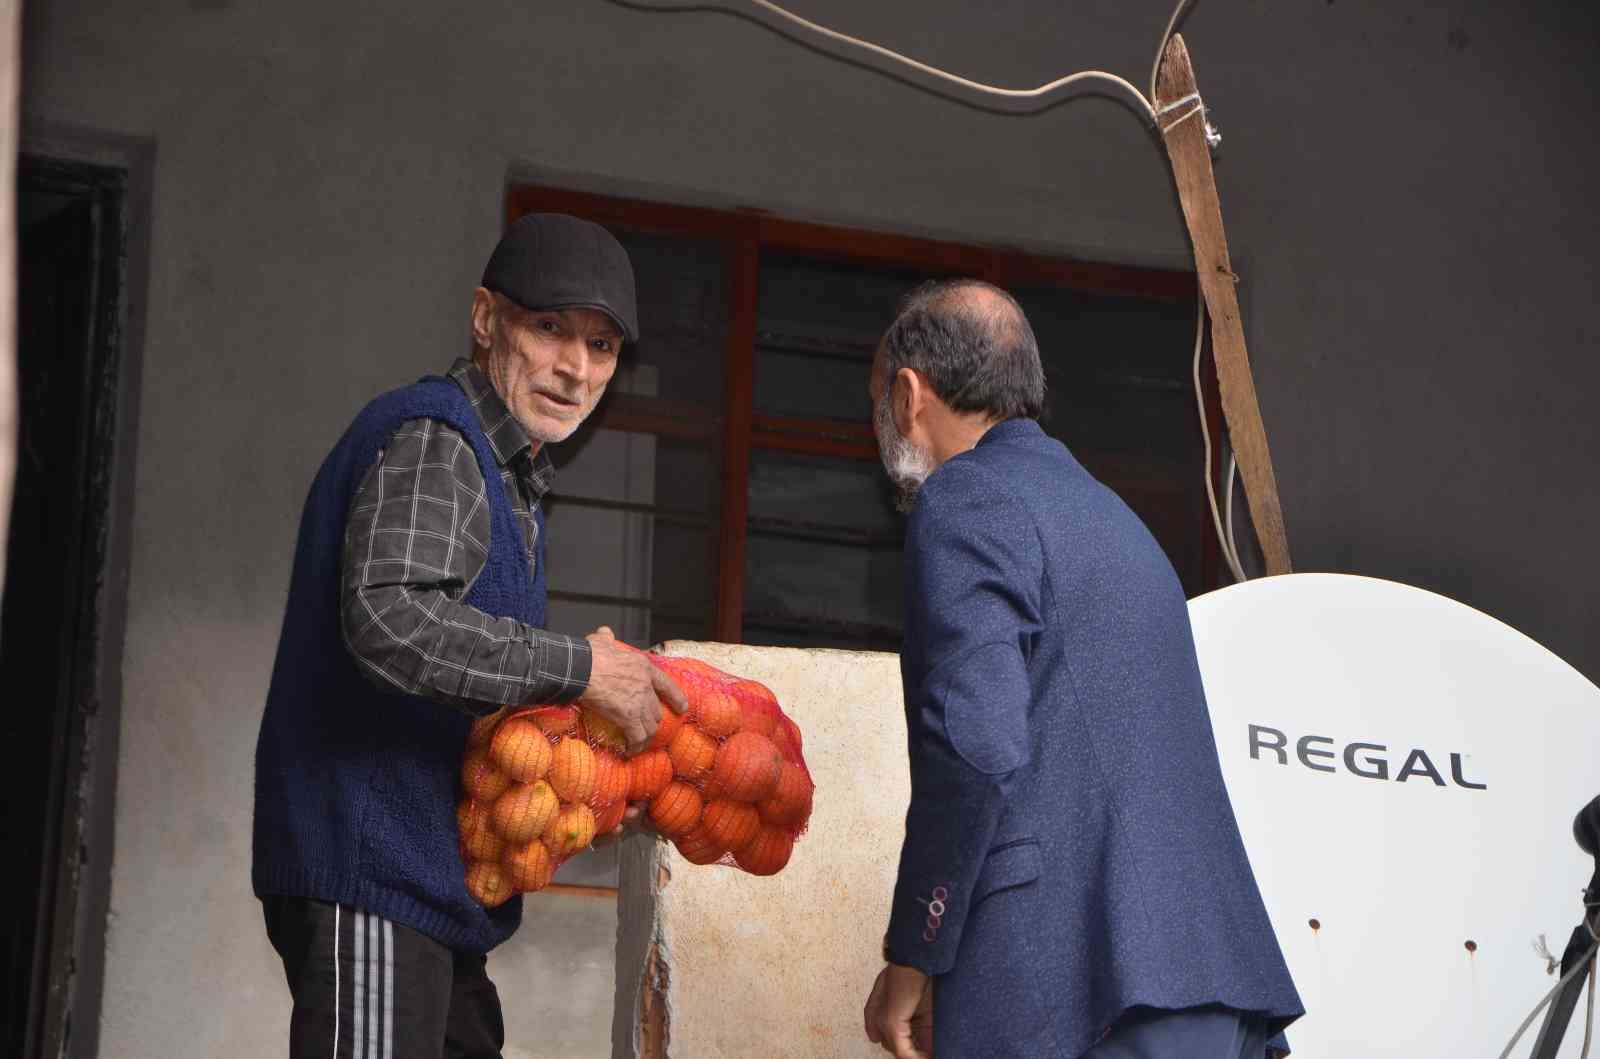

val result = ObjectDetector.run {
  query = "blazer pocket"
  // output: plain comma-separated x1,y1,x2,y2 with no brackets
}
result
972,840,1042,906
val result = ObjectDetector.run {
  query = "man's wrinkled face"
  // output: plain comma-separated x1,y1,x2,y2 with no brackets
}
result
869,344,935,513
475,294,622,444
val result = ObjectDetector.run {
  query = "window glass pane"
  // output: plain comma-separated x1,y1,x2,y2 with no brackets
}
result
747,448,898,532
1015,286,1198,464
742,449,904,651
1013,285,1210,594
752,251,923,423
532,221,729,649
619,230,730,408
750,341,874,424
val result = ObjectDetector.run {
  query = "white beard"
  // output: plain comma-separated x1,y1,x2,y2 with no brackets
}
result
873,390,935,514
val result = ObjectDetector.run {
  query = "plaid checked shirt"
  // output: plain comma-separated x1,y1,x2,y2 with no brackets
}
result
340,358,591,714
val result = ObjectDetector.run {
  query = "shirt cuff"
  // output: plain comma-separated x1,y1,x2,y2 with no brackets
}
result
526,630,592,704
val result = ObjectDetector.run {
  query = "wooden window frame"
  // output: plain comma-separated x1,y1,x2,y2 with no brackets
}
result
507,184,1220,644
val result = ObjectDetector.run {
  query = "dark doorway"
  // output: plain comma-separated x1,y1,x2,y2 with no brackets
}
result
3,155,128,1059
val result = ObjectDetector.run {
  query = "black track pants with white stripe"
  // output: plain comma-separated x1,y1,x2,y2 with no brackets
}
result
263,896,505,1059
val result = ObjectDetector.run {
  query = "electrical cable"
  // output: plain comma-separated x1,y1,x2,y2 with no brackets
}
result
1190,295,1245,582
1582,951,1594,1059
1583,905,1599,1059
1151,0,1198,103
617,0,1241,579
1224,451,1242,577
1498,934,1600,1059
614,0,1168,118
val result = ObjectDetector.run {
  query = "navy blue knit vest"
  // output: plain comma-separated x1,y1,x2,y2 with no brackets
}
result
252,376,546,952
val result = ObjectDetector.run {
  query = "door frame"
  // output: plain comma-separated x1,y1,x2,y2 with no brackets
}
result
14,125,153,1059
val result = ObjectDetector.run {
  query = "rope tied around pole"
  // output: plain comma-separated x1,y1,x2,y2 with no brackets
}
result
1156,90,1221,148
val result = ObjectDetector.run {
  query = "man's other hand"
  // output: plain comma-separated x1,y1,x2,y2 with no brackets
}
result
864,963,933,1059
577,626,688,753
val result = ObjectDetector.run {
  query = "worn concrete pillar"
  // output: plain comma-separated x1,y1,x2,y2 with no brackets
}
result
614,642,908,1059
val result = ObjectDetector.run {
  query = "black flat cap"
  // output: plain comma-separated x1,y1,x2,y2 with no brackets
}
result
481,213,638,343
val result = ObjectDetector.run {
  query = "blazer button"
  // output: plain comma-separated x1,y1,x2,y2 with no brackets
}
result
926,913,941,931
922,928,937,942
932,886,949,902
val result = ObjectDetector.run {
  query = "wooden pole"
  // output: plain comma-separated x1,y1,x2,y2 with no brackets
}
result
1156,33,1294,576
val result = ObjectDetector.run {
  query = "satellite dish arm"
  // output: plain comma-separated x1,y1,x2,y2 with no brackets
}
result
1524,795,1600,1059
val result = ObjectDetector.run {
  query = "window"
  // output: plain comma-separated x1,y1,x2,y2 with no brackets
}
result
513,184,1220,659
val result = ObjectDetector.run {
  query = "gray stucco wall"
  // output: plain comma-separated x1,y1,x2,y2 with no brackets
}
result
18,1,1598,1055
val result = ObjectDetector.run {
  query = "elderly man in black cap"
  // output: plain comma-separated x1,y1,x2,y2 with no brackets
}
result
252,214,686,1059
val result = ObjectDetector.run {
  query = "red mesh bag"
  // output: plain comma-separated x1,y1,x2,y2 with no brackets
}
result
457,651,815,907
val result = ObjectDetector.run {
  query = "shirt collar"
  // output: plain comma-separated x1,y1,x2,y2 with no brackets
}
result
446,358,558,499
524,444,556,499
448,357,533,469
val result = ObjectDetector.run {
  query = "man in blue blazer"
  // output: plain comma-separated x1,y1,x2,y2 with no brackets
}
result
861,279,1303,1058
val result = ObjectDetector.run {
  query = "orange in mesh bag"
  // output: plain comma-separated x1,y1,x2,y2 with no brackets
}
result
457,652,816,907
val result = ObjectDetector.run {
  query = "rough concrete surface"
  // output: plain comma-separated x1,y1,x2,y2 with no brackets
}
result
494,891,619,1059
616,642,907,1059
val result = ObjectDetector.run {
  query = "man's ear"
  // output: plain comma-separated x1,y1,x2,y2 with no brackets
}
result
470,287,496,353
891,366,924,438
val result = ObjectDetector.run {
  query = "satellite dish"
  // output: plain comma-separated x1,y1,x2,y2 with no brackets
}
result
1190,574,1599,1058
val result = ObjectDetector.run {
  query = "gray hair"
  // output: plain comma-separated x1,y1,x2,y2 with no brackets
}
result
880,278,1046,421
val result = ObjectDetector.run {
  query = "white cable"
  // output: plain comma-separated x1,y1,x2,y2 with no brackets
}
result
618,0,1234,579
1498,938,1600,1059
1583,950,1595,1059
1224,452,1242,576
333,904,342,1056
1156,92,1201,116
614,0,1176,120
1150,0,1198,102
1191,294,1246,583
1162,101,1209,137
1156,91,1208,140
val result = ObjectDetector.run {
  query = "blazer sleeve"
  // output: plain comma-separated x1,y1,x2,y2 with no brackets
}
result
885,460,1043,975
